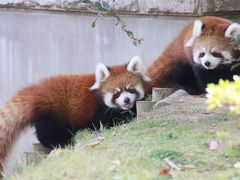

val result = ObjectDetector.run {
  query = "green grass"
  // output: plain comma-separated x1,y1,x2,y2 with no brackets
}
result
8,115,240,180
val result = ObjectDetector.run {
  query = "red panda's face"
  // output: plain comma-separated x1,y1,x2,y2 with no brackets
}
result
185,18,240,70
101,73,145,110
90,56,151,110
193,36,239,69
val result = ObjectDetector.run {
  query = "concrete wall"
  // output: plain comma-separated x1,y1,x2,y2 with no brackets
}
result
1,0,240,16
0,9,194,105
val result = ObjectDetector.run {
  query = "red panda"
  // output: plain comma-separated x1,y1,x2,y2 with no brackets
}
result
0,56,150,172
146,16,240,95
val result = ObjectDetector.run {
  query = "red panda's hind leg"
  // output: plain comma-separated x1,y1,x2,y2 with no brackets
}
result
33,113,78,149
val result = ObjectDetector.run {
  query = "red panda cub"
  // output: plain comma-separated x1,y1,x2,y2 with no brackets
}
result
147,16,240,95
0,56,150,172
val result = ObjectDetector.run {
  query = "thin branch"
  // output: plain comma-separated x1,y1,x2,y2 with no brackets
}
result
68,0,144,46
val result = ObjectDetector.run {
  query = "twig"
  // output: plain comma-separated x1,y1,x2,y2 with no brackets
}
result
164,158,182,171
68,0,143,46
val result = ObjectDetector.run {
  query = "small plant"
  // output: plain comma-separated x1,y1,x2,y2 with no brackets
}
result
68,0,143,46
150,150,183,161
206,75,240,113
216,130,229,142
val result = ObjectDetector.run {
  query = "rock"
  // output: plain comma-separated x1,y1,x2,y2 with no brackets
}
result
136,101,156,117
152,87,175,102
209,140,219,151
154,89,189,109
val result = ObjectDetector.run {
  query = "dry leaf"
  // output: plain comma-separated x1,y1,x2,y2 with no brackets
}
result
164,158,182,171
183,164,195,169
158,169,170,176
85,140,101,148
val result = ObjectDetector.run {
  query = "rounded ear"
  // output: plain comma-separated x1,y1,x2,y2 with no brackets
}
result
185,20,203,47
127,56,143,73
127,56,151,82
90,63,110,90
225,23,240,39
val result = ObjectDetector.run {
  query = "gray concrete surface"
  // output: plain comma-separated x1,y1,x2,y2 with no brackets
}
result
1,0,240,16
0,9,194,105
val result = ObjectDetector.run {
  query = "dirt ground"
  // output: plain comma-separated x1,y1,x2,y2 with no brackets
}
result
140,94,230,122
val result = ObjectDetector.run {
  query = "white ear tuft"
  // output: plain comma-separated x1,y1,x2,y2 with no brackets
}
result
127,56,143,73
185,20,203,47
90,63,110,90
225,23,240,39
127,56,151,82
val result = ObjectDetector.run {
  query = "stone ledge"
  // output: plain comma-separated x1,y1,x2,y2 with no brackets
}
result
0,0,240,16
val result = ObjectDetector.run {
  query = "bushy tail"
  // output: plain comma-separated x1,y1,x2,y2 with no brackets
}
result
0,88,35,172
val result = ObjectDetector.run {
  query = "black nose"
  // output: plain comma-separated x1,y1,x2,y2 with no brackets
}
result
204,61,211,67
124,97,130,104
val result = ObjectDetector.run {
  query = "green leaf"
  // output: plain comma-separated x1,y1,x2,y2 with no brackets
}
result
231,63,240,71
69,0,92,7
102,1,110,9
82,0,91,3
237,34,240,45
92,21,96,28
94,1,107,11
68,0,81,6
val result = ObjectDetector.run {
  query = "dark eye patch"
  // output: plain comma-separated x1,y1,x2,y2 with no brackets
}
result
113,91,121,99
126,88,136,94
199,52,205,58
233,49,240,59
211,52,223,58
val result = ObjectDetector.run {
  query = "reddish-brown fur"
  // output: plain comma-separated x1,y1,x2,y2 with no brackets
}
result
0,74,97,171
0,64,147,172
146,16,232,92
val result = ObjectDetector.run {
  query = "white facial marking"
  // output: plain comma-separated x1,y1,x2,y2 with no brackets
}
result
200,53,221,69
103,84,145,110
193,47,205,64
221,51,233,64
103,92,115,108
193,47,235,69
135,84,145,100
115,91,136,110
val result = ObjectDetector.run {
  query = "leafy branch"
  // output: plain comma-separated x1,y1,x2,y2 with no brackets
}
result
68,0,143,46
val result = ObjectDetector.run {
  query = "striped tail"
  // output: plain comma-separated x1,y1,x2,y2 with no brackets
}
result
0,88,35,173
